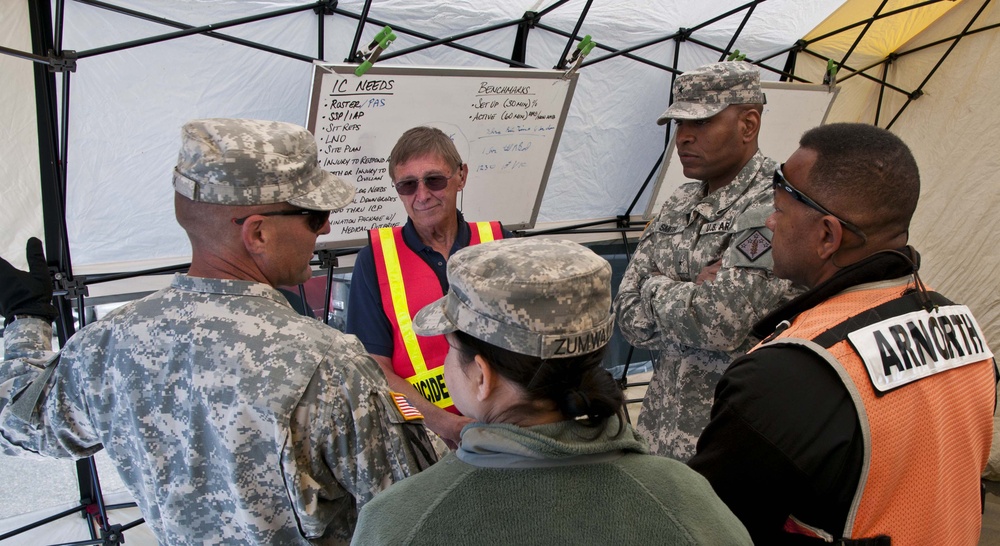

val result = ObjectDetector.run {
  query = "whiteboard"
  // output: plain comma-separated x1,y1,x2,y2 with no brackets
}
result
306,63,578,248
643,82,839,220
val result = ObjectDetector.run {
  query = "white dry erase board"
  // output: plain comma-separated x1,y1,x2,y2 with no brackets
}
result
643,82,839,220
306,63,579,248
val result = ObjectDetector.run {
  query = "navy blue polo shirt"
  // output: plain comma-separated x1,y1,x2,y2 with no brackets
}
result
345,211,511,357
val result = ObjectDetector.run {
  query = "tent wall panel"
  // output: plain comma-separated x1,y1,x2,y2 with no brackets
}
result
1,1,43,271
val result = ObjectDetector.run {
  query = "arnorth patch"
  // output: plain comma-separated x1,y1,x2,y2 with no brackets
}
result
736,230,771,261
846,304,993,393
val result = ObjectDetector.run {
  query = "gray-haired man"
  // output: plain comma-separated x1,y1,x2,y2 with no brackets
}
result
0,119,435,545
614,61,797,460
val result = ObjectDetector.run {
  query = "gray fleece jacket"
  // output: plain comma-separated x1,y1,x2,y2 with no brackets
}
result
351,417,751,545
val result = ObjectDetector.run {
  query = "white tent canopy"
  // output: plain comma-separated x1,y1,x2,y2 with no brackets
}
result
3,0,999,470
4,0,841,272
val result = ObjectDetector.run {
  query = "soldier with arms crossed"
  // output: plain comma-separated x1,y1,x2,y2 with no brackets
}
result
614,61,796,460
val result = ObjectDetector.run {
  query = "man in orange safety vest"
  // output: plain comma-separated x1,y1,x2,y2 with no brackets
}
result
346,126,509,449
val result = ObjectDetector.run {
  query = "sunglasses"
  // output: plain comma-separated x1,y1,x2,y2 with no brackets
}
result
392,166,460,196
232,208,331,233
772,165,867,243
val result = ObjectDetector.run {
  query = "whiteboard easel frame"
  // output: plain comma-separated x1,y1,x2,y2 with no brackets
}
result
643,82,839,220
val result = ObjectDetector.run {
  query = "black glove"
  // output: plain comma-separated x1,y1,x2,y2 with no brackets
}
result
0,237,58,326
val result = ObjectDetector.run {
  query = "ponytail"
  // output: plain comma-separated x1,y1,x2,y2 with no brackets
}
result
452,331,624,431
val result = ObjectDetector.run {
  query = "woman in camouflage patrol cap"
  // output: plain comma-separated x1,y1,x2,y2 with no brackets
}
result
352,238,751,545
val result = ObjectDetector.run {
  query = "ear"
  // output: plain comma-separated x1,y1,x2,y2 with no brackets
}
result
472,354,495,402
741,108,761,143
457,163,469,191
240,216,269,256
816,215,844,260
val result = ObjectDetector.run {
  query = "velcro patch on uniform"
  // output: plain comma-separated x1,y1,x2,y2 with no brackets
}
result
390,392,424,421
700,220,731,234
736,229,771,261
846,304,993,393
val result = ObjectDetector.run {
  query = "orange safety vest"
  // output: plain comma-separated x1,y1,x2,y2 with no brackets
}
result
756,279,995,545
370,221,504,413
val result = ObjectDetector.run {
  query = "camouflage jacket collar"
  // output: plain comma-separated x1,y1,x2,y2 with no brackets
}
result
171,273,290,307
692,149,771,220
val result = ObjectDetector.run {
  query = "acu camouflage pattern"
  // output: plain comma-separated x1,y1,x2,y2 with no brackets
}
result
412,238,615,360
172,118,355,211
657,61,765,124
0,274,436,545
614,150,798,460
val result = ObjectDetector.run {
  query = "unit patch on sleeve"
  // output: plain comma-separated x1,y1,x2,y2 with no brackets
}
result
846,304,993,393
736,229,771,262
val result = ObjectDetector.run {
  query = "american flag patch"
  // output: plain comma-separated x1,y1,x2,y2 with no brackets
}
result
390,392,424,421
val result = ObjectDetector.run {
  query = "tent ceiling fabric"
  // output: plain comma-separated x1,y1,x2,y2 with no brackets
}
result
805,0,962,62
6,0,843,275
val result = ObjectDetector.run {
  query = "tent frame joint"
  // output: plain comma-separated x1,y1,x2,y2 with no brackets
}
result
521,10,539,29
47,49,77,72
99,522,126,545
317,249,339,271
53,271,89,299
315,0,338,16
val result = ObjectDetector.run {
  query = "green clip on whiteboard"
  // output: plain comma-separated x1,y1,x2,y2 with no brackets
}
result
643,82,839,220
306,63,579,248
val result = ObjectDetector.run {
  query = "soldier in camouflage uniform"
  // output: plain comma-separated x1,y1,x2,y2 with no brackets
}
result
0,119,436,545
614,62,797,460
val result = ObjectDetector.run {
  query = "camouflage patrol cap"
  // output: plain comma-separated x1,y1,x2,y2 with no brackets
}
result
412,238,615,359
172,118,355,210
656,61,765,124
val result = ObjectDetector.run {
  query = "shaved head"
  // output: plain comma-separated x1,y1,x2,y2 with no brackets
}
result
798,123,920,241
174,194,278,257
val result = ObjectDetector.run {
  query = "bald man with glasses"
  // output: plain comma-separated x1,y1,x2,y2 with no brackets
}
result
690,123,997,545
346,126,512,450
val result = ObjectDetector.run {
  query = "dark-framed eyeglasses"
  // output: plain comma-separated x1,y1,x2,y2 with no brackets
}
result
232,208,331,233
392,165,461,196
772,165,867,243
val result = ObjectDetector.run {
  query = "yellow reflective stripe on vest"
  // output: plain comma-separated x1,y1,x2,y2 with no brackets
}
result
376,228,429,375
476,222,495,243
405,367,452,409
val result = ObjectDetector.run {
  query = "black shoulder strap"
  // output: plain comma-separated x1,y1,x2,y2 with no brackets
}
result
811,290,954,349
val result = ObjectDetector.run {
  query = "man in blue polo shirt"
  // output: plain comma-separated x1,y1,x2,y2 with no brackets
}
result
347,126,511,449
